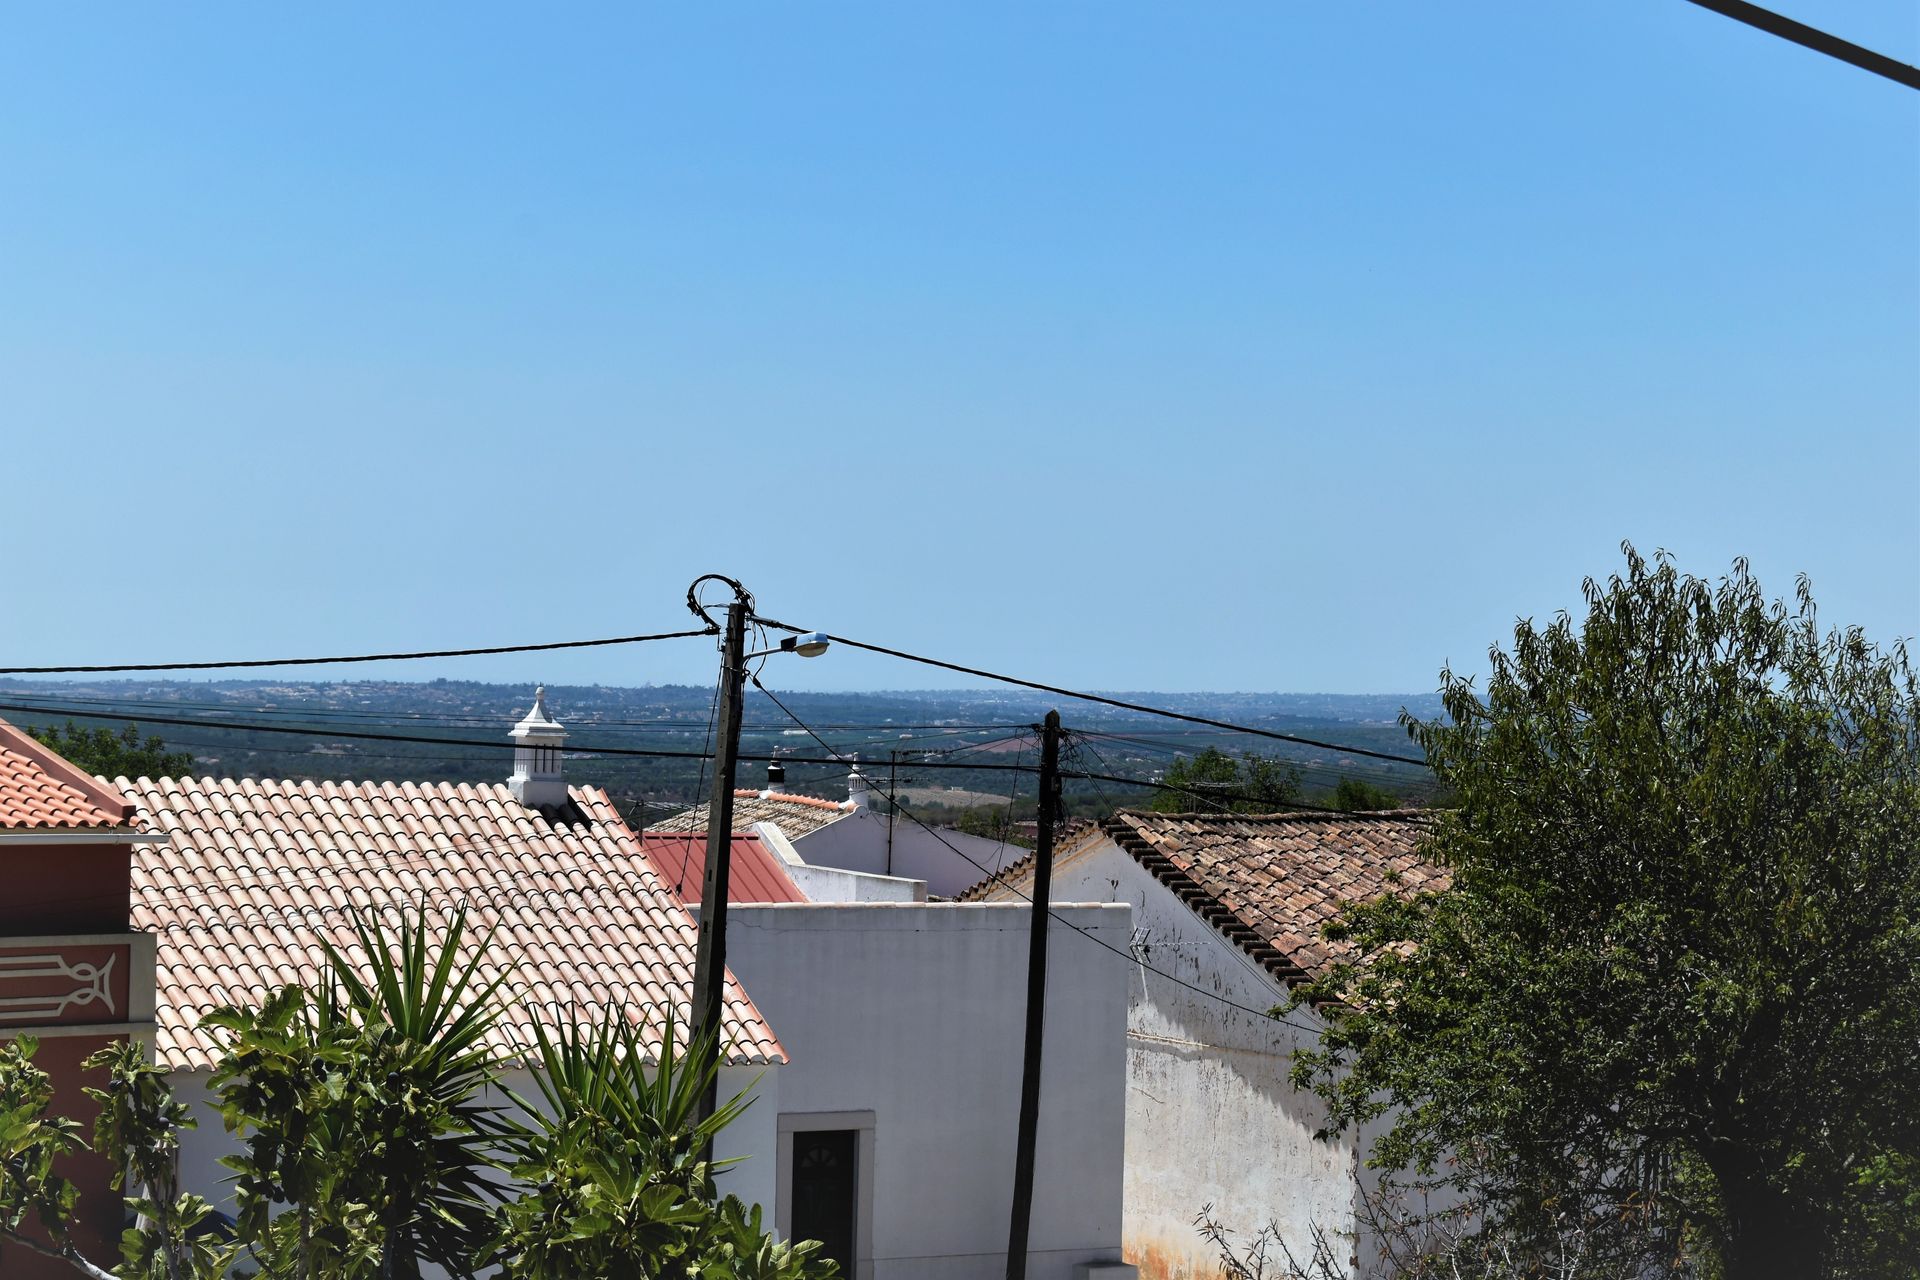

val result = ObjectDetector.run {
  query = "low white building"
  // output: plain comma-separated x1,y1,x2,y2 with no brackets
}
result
726,901,1134,1279
118,692,1136,1280
653,762,1027,898
967,810,1446,1280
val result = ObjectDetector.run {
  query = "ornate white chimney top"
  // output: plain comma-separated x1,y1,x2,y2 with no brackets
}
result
512,686,566,742
847,757,871,811
508,687,569,808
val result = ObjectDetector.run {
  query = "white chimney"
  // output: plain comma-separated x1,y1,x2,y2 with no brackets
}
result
508,686,568,809
848,758,871,811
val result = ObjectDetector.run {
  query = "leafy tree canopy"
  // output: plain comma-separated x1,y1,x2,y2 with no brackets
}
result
1153,747,1302,813
1292,548,1920,1280
26,721,194,780
1330,777,1400,812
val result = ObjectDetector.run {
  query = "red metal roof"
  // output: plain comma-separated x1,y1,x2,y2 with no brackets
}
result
0,719,135,830
640,832,806,906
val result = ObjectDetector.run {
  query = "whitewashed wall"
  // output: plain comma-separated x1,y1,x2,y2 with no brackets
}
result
726,901,1135,1280
170,1062,780,1239
788,809,1027,898
989,839,1369,1280
755,822,927,903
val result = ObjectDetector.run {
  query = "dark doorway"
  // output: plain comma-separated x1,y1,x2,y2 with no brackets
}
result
790,1128,857,1270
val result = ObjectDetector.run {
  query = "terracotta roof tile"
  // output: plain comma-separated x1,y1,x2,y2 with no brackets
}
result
121,776,783,1071
0,719,135,830
969,809,1446,990
649,790,855,840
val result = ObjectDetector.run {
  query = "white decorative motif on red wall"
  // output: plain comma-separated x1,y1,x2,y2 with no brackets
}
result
0,952,118,1024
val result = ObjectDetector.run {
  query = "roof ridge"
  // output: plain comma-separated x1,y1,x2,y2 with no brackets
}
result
0,716,136,828
729,789,851,812
1113,806,1436,825
1100,818,1316,989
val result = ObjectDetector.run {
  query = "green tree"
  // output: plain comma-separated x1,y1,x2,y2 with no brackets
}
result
0,1038,112,1279
1153,747,1302,813
26,722,194,779
85,1040,232,1280
1291,549,1920,1279
207,906,512,1280
1329,777,1400,812
1,905,832,1280
487,1016,836,1279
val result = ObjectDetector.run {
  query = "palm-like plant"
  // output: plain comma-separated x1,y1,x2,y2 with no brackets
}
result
319,906,516,1277
490,1013,835,1279
209,904,516,1280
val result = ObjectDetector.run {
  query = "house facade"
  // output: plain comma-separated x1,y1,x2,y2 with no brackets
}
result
968,810,1445,1280
654,762,1028,898
3,694,1137,1280
0,720,164,1279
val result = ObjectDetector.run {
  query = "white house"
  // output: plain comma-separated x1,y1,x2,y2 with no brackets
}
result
109,692,1137,1280
652,761,1028,898
966,810,1447,1280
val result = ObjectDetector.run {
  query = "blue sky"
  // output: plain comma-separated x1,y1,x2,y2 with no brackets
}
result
3,4,1914,696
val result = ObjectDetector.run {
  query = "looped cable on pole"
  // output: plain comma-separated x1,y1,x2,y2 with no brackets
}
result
686,574,753,632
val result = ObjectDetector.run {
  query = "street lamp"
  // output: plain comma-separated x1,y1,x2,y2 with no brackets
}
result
684,577,826,1129
747,631,830,661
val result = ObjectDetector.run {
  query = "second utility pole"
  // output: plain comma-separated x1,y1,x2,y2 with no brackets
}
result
1006,710,1061,1280
690,593,750,1129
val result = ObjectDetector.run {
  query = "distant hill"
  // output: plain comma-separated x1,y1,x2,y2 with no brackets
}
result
0,678,1442,818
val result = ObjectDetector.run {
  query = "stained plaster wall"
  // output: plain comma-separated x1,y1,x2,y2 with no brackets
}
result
1015,838,1368,1280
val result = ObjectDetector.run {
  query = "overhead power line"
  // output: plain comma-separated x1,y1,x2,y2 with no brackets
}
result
0,701,1036,774
1681,0,1920,89
0,627,718,676
749,676,1331,1040
749,618,1430,768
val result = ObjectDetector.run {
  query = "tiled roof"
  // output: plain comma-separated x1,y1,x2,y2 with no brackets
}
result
0,719,135,830
639,832,806,906
971,809,1446,990
649,791,854,840
120,776,784,1071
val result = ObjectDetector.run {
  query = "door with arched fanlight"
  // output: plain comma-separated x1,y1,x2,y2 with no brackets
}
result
790,1128,857,1268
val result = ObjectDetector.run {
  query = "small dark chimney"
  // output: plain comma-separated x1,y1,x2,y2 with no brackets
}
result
767,760,786,791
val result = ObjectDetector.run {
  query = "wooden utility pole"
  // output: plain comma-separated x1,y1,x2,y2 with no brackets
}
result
886,749,899,876
689,596,750,1129
1006,710,1062,1280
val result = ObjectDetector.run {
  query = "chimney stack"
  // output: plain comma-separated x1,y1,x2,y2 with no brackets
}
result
508,686,568,808
848,757,871,811
767,758,786,793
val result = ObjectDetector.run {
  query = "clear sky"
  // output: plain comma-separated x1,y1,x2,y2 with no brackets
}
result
3,4,1915,696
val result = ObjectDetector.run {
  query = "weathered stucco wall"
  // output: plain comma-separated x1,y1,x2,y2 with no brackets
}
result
726,901,1135,1280
1028,839,1364,1280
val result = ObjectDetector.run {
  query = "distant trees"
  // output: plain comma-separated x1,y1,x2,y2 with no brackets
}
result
1329,777,1400,812
1152,747,1302,814
25,722,194,780
1291,549,1920,1279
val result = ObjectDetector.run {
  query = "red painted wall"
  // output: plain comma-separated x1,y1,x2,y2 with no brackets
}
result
0,844,131,936
0,836,138,1278
2,1034,123,1280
